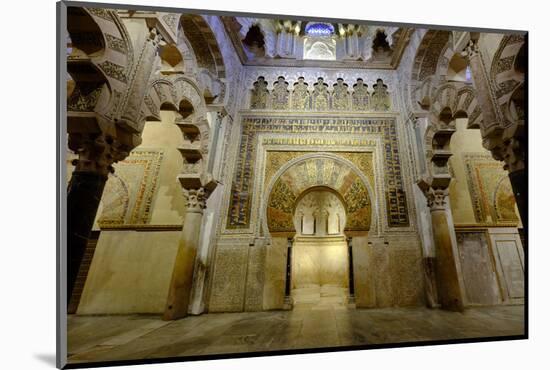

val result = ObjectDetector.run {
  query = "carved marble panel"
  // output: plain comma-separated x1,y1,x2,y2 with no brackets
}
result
463,153,519,224
456,231,501,305
208,244,249,312
244,244,266,311
488,229,524,301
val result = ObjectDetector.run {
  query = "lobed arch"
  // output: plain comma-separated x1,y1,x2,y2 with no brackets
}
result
156,13,226,104
261,153,377,238
67,7,135,119
411,30,451,84
179,14,226,79
428,83,483,130
142,75,207,122
490,34,526,125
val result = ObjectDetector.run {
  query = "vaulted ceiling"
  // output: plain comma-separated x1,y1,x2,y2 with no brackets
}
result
221,16,413,69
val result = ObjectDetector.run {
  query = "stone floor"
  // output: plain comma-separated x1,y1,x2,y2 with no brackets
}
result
67,304,525,365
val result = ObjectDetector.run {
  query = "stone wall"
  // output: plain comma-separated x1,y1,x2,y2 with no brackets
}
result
75,111,188,314
77,229,180,314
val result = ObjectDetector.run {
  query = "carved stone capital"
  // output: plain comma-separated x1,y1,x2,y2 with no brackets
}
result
491,137,525,173
425,187,449,211
463,39,480,60
68,133,130,177
182,188,208,213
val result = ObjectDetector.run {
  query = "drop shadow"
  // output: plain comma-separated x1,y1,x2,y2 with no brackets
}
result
34,353,57,367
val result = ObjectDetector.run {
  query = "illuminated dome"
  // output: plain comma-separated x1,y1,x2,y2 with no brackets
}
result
305,22,335,37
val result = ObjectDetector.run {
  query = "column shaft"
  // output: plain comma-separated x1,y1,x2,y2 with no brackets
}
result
430,209,464,311
163,189,205,320
509,168,527,234
67,171,107,305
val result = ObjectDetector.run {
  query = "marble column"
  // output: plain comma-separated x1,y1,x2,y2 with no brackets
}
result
426,188,465,311
67,170,107,305
501,137,527,230
66,134,128,306
411,117,439,308
509,168,527,229
163,188,207,320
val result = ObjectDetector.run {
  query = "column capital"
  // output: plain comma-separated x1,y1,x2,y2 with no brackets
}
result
425,187,449,211
463,39,480,60
68,133,130,177
182,187,209,213
490,137,525,173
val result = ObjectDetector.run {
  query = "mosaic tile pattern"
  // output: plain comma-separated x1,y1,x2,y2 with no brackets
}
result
266,156,372,232
463,153,519,224
98,149,164,226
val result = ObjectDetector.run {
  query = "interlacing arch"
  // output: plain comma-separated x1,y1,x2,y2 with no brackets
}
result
429,83,483,129
67,7,135,120
490,34,525,125
179,14,226,79
142,75,206,121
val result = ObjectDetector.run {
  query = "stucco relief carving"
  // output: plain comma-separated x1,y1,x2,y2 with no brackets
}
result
250,76,269,109
291,77,310,110
332,79,350,110
371,79,391,111
271,76,290,109
312,78,330,110
245,74,394,111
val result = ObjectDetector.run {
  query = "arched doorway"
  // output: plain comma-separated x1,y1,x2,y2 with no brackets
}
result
263,154,374,310
291,187,349,308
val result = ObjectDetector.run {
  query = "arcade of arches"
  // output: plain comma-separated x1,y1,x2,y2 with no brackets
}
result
64,4,526,362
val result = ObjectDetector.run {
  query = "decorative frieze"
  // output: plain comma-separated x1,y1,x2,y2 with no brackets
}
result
249,76,392,111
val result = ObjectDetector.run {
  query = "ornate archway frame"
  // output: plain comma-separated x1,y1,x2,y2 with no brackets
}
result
216,109,421,239
259,151,380,238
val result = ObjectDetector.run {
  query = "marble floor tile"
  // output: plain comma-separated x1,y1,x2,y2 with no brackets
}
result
67,305,525,364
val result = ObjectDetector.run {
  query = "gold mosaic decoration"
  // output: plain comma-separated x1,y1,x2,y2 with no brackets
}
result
98,149,164,226
227,116,409,229
463,153,519,224
266,156,372,232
